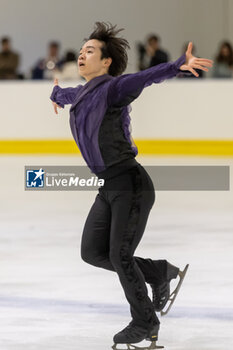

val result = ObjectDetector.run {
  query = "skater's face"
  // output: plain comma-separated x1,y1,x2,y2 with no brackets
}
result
78,39,112,82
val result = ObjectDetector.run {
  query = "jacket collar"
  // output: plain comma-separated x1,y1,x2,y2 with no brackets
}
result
71,74,113,111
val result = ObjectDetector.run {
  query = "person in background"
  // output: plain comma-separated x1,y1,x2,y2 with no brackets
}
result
31,41,63,79
177,42,204,78
137,34,169,71
0,37,20,79
212,41,233,78
54,51,80,81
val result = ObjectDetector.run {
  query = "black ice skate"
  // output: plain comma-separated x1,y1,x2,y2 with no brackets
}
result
112,322,164,350
150,263,189,316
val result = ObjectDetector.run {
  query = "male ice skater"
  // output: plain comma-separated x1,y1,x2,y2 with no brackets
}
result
50,22,212,349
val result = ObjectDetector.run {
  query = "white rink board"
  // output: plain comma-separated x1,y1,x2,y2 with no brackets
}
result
0,80,233,139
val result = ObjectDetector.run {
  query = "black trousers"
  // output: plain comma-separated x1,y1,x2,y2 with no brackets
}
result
81,161,168,328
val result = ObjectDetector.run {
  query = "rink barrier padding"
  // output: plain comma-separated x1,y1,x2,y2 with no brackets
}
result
1,139,233,156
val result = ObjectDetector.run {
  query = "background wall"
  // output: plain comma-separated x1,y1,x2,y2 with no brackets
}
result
0,0,232,75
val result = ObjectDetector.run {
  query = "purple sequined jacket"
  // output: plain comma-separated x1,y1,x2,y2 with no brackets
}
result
50,54,186,174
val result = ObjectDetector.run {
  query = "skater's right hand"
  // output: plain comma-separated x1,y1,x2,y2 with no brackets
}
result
52,79,62,115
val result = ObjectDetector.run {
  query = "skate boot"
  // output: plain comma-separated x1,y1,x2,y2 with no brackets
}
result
112,321,164,350
150,263,189,316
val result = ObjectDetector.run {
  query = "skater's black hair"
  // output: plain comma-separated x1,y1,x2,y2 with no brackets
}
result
86,22,130,76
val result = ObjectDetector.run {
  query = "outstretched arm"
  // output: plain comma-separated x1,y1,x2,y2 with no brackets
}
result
50,79,81,114
107,42,213,107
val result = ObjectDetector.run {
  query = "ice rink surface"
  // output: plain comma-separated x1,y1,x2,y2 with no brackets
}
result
0,155,233,350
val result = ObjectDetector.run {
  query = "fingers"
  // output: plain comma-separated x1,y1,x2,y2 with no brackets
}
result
52,101,61,114
186,42,193,55
182,51,213,76
195,58,213,67
192,58,213,72
53,102,58,114
193,64,209,72
189,67,199,77
54,78,59,86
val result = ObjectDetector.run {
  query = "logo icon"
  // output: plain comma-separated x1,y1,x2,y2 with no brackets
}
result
26,168,45,188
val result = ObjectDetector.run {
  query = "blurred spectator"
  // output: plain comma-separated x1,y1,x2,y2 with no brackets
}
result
31,41,63,79
212,41,233,78
177,42,204,78
147,35,169,67
0,37,20,79
136,34,169,71
54,51,80,80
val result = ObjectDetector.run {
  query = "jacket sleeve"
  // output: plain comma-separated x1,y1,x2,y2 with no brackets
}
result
107,54,186,107
50,85,81,108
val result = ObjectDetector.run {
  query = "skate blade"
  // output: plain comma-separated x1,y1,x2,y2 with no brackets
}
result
112,341,164,350
161,264,189,317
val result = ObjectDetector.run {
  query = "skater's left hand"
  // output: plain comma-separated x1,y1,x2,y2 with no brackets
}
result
179,42,213,77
